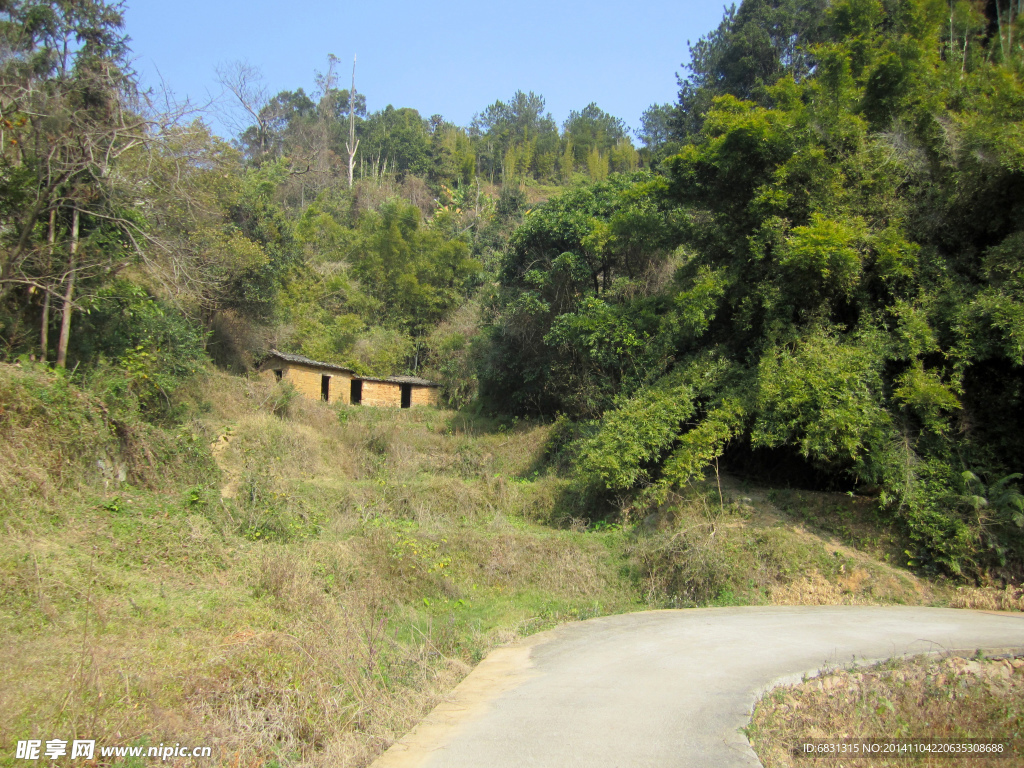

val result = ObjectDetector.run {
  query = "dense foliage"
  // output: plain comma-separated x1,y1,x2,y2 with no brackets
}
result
482,0,1024,576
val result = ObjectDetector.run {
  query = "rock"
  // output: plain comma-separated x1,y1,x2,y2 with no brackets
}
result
819,675,842,690
963,660,985,675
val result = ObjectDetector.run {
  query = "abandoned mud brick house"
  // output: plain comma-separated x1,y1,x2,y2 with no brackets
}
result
260,350,353,404
350,375,440,408
259,350,440,408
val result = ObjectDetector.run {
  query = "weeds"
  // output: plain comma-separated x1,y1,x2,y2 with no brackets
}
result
0,365,638,767
623,490,836,607
748,654,1024,767
1,364,1014,768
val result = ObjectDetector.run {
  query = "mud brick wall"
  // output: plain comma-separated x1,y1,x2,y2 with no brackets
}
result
274,362,351,405
360,380,402,407
410,385,439,407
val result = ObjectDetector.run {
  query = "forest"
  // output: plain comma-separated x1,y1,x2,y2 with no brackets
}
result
2,0,1024,580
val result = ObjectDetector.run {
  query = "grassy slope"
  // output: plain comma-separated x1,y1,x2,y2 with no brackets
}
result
0,363,1018,767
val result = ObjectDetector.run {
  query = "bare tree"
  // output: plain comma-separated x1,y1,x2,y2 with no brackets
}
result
216,60,273,158
312,54,341,198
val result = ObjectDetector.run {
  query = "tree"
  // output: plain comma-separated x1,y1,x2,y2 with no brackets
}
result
470,91,559,182
671,0,829,140
358,105,431,179
428,119,475,188
563,103,628,161
0,0,173,366
485,0,1024,575
351,198,479,333
481,172,677,415
133,121,259,323
217,61,274,161
636,103,680,165
637,103,675,148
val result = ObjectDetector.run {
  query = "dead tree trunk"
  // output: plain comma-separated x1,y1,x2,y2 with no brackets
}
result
346,55,359,189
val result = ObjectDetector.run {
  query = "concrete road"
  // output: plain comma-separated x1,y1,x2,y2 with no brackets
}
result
371,606,1024,768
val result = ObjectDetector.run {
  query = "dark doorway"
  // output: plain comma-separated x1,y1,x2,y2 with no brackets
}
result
400,383,412,409
321,375,330,402
350,378,362,405
274,369,283,382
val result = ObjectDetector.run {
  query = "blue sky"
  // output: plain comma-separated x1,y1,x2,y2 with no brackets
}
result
124,1,728,140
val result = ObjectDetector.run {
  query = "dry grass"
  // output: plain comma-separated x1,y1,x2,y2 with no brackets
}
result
4,363,1016,768
949,585,1024,612
624,489,933,608
748,654,1024,767
0,365,637,767
768,567,932,606
760,487,906,563
0,363,113,500
183,544,476,767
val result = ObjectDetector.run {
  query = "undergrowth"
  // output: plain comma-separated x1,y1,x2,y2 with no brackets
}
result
0,363,1014,767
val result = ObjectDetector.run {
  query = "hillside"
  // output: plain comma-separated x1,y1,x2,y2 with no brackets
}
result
1,363,1018,767
3,0,1024,585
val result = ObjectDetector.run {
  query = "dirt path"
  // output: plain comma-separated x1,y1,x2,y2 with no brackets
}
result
209,429,239,499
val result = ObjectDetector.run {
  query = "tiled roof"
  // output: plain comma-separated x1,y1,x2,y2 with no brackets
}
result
261,349,354,373
359,375,440,387
389,376,440,386
261,350,439,386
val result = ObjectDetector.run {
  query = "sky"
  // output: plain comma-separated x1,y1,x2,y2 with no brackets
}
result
124,1,728,140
